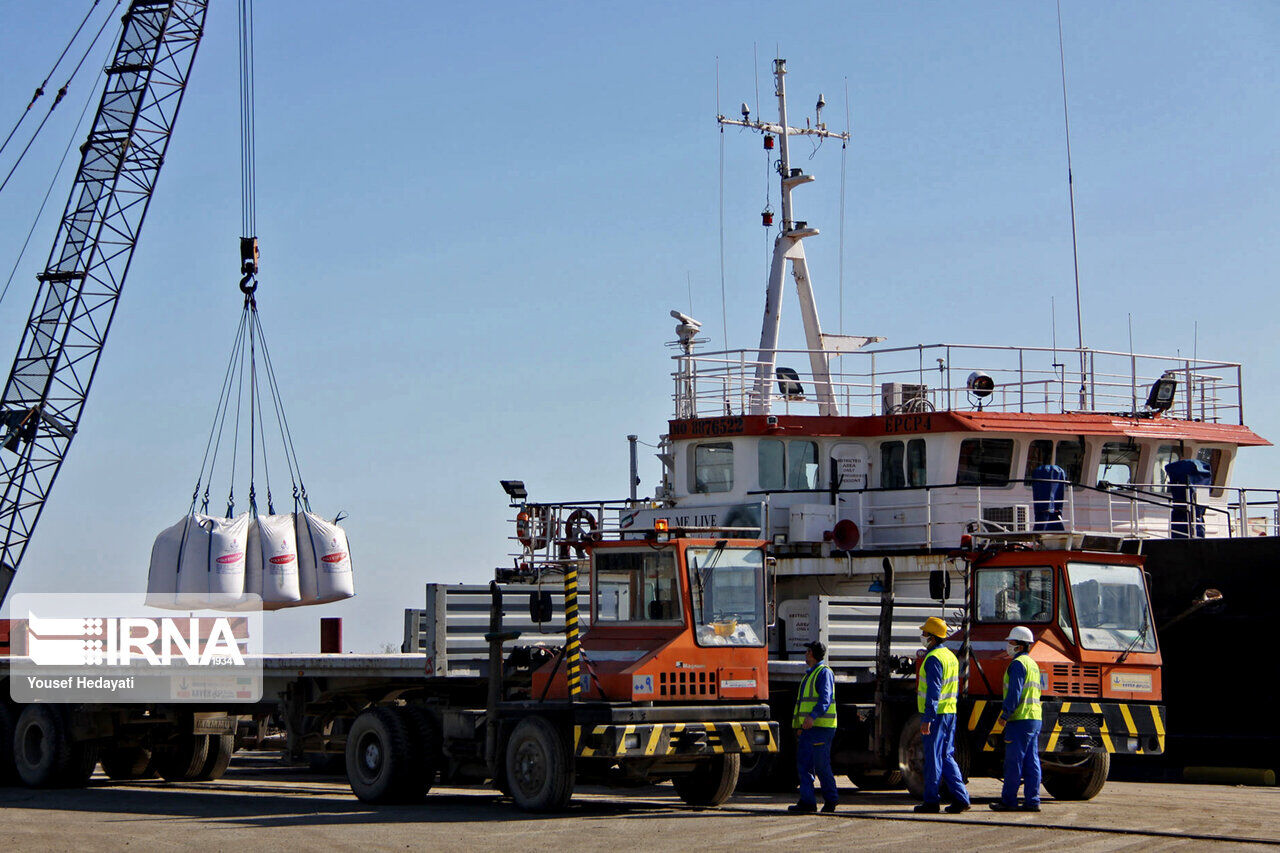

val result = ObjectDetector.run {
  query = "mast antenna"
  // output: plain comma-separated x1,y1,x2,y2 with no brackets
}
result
1057,0,1087,409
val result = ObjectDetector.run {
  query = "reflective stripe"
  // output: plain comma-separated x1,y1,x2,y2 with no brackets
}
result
916,647,959,715
1003,654,1042,721
792,664,837,728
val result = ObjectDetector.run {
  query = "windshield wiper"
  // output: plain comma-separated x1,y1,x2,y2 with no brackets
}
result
1116,613,1150,664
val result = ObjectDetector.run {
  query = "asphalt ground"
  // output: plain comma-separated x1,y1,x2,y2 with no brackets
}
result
0,754,1276,852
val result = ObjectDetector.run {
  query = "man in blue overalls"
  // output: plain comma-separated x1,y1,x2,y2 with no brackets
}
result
991,625,1043,812
788,640,839,814
915,617,971,814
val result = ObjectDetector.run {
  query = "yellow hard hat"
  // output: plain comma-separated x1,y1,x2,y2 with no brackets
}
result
921,617,949,639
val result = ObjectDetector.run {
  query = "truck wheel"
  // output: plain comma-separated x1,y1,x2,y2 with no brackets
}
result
849,768,905,790
192,734,234,781
505,716,574,812
674,753,741,808
1043,751,1110,800
897,715,970,801
63,742,99,786
0,703,16,784
402,706,443,796
14,705,75,788
154,734,211,782
100,746,154,781
735,751,779,792
346,706,417,804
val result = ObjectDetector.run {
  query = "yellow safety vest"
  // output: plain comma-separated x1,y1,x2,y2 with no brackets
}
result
1003,654,1042,721
916,646,959,715
792,664,837,729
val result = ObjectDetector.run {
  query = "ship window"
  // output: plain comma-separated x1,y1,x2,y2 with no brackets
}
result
758,440,785,490
788,441,819,490
692,442,734,494
1153,444,1183,493
1056,439,1086,483
907,439,927,487
1097,442,1140,487
1026,440,1053,477
957,438,1014,486
880,441,905,489
975,567,1053,623
1197,447,1225,497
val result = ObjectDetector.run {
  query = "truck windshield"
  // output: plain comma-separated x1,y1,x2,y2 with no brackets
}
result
594,549,681,623
1067,562,1156,653
687,546,765,647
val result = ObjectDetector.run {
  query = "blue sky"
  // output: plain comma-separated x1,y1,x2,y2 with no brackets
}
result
0,1,1276,652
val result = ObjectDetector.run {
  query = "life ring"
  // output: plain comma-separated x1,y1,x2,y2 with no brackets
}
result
516,508,553,551
564,508,599,556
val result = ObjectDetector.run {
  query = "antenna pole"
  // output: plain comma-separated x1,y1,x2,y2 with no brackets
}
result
1057,0,1087,409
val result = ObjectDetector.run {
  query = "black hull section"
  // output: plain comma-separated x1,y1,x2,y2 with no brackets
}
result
1140,536,1279,772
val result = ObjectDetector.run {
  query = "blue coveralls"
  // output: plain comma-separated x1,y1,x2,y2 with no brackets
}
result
921,653,970,806
795,663,839,807
1000,657,1042,807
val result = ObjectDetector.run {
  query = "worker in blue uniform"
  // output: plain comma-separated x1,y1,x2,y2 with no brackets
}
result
914,617,970,814
788,640,839,814
991,625,1043,812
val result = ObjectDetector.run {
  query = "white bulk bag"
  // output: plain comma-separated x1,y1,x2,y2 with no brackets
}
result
177,513,249,609
296,511,355,605
146,515,209,609
246,513,301,610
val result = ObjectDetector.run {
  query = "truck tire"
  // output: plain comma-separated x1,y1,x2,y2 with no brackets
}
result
1043,751,1110,801
346,706,417,804
192,734,234,781
14,704,75,788
898,714,969,801
402,706,443,796
674,753,741,808
735,751,780,792
505,716,574,812
100,746,154,781
154,734,211,782
0,703,16,784
63,742,99,786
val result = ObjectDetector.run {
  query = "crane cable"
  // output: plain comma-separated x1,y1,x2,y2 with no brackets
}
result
0,0,122,198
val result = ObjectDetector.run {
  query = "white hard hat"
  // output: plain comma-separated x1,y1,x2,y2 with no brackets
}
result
1007,626,1034,644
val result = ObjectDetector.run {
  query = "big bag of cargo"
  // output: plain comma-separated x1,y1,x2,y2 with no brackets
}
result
295,511,355,605
245,513,302,610
178,512,249,609
147,514,210,609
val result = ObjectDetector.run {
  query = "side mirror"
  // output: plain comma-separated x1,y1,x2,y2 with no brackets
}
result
928,569,951,602
529,591,553,623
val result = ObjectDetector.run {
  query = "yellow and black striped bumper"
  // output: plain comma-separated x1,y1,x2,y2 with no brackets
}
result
574,721,779,758
966,700,1166,755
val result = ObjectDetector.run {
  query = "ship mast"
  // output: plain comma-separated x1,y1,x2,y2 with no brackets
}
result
718,59,850,416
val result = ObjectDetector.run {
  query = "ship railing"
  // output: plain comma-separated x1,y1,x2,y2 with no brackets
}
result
749,477,1275,551
672,343,1243,423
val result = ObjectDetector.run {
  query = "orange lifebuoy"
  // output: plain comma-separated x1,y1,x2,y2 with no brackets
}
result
564,508,599,557
516,508,552,551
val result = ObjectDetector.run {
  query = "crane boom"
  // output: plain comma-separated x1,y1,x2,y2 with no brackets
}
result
0,0,208,604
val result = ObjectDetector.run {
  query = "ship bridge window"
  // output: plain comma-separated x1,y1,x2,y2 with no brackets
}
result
1026,439,1086,483
1196,447,1225,497
1097,442,1140,487
976,567,1053,623
1154,445,1184,493
881,439,927,489
957,438,1014,486
758,439,818,491
692,442,734,494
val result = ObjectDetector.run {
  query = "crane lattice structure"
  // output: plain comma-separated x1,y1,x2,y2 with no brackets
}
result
0,0,208,603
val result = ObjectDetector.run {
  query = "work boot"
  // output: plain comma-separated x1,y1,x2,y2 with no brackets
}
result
988,801,1018,812
821,801,838,814
944,801,970,814
913,802,940,814
788,802,817,814
1020,802,1041,812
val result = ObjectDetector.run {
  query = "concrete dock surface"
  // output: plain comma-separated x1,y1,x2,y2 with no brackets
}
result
0,755,1275,851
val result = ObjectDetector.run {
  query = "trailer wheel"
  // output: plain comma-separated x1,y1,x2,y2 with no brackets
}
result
346,706,417,804
13,705,75,788
0,703,16,784
1043,751,1110,801
674,753,741,808
63,742,99,786
192,734,234,781
100,746,154,781
402,706,443,796
154,734,211,782
505,716,574,812
898,714,970,801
